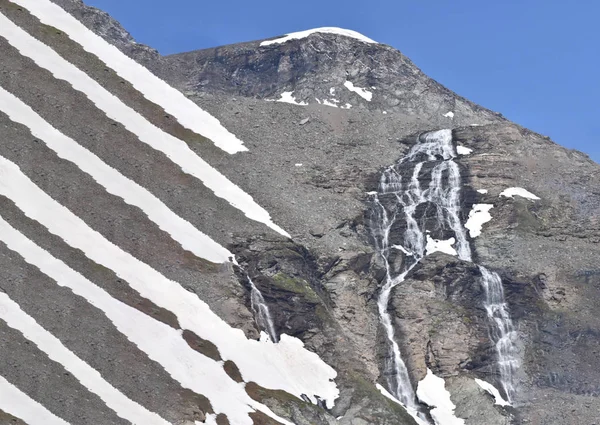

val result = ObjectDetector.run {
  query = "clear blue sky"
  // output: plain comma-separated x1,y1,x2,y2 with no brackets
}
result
86,0,599,162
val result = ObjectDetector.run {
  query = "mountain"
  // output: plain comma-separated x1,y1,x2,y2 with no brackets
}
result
0,1,599,424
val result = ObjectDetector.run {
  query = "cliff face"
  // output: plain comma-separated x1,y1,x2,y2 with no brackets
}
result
0,1,599,425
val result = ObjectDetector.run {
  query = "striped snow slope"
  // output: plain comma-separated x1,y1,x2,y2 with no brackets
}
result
0,12,289,237
0,292,170,425
8,0,247,154
0,86,231,264
0,217,291,425
0,155,339,409
0,376,70,425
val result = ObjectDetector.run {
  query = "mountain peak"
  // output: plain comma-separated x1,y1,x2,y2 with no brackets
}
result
259,27,378,46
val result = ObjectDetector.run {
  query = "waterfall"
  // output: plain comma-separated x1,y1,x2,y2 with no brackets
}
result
370,129,518,411
248,277,279,343
478,266,518,402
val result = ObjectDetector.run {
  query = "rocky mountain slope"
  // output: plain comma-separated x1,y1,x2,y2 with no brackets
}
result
0,1,599,424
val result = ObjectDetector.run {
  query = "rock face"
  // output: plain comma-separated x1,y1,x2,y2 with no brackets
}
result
1,1,600,425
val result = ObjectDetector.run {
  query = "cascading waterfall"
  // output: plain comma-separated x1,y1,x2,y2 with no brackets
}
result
248,276,279,343
478,266,518,402
370,129,518,411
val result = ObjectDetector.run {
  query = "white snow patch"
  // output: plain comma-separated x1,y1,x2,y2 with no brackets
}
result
500,187,540,200
443,111,455,118
295,163,303,167
342,103,353,109
383,111,388,114
477,189,489,194
322,99,339,108
260,27,377,46
343,81,373,101
0,375,70,425
465,204,494,238
474,379,511,407
11,0,246,154
0,86,232,264
0,156,338,412
417,369,466,425
329,87,336,95
201,415,218,425
0,291,170,425
470,124,481,127
456,145,473,155
426,235,457,256
271,91,308,106
366,191,378,195
0,15,288,237
0,218,292,425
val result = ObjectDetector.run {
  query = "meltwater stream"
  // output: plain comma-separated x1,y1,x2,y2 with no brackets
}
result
248,277,279,342
369,129,518,412
479,266,519,402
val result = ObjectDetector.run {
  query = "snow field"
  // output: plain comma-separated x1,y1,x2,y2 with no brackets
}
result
9,0,247,154
0,291,170,425
0,156,339,414
0,13,288,237
0,375,71,425
0,86,232,264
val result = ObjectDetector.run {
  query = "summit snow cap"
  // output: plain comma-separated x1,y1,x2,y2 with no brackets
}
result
260,27,377,46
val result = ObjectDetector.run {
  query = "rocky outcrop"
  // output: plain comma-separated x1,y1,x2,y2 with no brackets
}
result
167,32,505,123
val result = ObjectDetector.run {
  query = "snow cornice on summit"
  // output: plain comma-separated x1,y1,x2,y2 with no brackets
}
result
260,27,377,46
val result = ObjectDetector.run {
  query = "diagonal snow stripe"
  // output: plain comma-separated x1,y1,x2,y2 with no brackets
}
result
8,0,247,154
0,86,231,264
0,13,289,238
0,155,339,410
0,375,71,425
0,217,291,425
0,292,171,425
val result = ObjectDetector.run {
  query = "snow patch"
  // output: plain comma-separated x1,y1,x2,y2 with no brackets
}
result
0,15,288,237
271,91,308,106
465,204,494,238
474,379,511,407
260,27,377,46
0,375,70,425
500,187,540,200
417,370,465,425
383,111,388,114
0,86,232,264
0,218,292,425
201,415,218,425
456,145,473,155
322,99,339,107
343,81,373,101
295,163,303,167
342,103,353,109
0,156,339,414
12,0,246,154
0,291,169,425
443,111,455,118
426,235,457,256
477,189,489,194
329,87,336,95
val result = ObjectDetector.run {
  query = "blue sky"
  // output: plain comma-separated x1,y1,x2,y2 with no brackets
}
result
86,0,599,162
